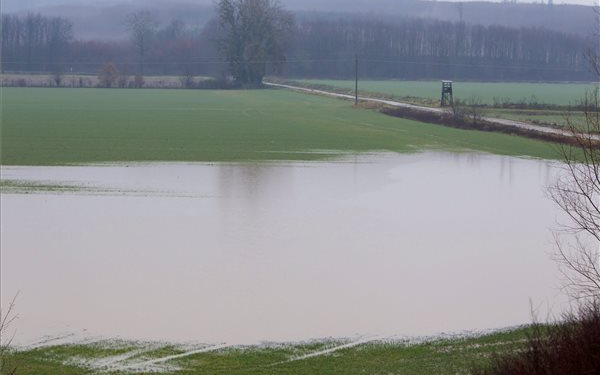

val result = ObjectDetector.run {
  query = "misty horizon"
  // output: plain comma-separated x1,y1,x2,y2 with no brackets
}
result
3,0,597,42
4,0,598,13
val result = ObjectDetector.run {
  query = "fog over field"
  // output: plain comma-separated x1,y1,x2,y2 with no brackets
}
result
4,0,598,39
2,0,597,80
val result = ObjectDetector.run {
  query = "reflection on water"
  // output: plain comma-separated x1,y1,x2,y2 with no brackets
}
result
0,152,567,345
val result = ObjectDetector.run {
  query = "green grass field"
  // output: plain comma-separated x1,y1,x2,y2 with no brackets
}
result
5,328,529,375
0,87,563,165
296,79,596,106
277,78,595,130
485,108,590,129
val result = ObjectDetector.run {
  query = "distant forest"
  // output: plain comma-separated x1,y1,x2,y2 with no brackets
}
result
1,9,597,82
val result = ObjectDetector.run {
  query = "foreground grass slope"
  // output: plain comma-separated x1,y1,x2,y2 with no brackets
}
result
6,329,528,375
0,88,560,165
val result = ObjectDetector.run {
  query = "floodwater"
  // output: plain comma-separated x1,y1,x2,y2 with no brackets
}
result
1,152,568,345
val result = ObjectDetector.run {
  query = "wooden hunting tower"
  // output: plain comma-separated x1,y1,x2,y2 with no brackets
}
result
441,81,454,107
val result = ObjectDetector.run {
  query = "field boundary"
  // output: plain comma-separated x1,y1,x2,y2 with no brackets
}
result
264,81,598,144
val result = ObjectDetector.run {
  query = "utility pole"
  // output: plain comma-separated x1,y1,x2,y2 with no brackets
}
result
355,55,359,106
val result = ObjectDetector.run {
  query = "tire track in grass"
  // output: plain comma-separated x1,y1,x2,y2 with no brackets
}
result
24,333,76,349
270,336,385,366
24,332,102,350
66,344,165,373
91,348,150,366
118,343,233,373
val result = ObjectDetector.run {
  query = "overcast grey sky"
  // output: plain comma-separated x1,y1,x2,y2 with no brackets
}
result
4,0,599,11
444,0,597,4
454,0,597,4
2,0,597,15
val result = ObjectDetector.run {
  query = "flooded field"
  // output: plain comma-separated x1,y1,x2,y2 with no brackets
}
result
0,152,567,345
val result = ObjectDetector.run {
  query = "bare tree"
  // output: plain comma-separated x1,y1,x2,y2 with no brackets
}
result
52,71,63,87
97,63,120,88
47,16,74,73
133,74,145,88
448,96,487,124
549,39,600,300
216,0,294,86
126,10,158,76
0,295,18,375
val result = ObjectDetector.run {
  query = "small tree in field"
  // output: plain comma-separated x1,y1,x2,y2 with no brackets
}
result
53,70,63,87
133,74,145,88
98,63,119,88
117,75,128,88
449,96,487,124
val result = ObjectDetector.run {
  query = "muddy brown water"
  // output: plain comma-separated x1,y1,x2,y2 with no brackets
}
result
0,152,568,345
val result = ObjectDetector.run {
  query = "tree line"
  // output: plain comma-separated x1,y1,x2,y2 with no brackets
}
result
1,13,74,74
1,3,597,83
288,16,595,81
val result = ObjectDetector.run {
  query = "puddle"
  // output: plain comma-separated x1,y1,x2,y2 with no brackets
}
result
0,152,567,345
